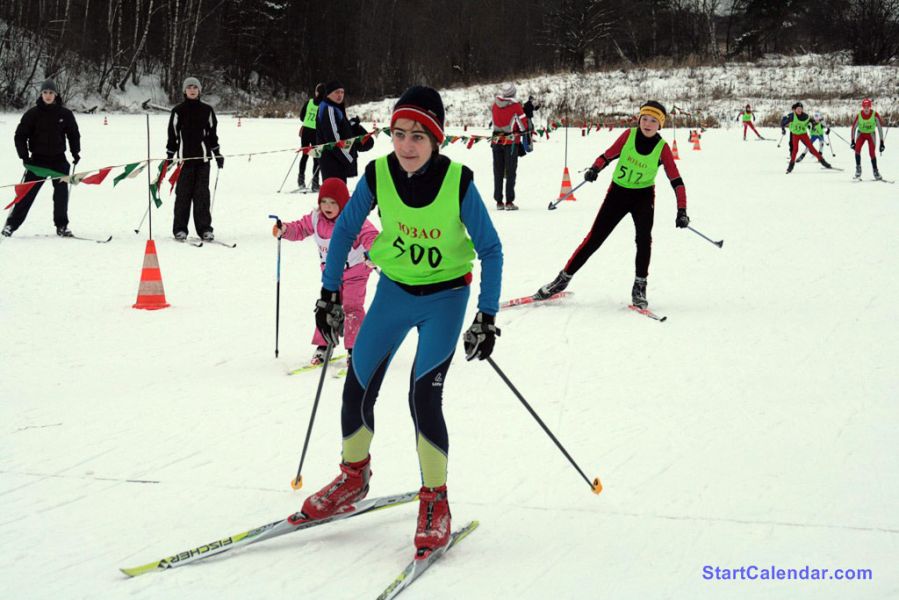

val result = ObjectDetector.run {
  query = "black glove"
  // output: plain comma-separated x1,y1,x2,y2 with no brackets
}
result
349,116,361,127
314,288,344,346
675,208,690,228
825,127,830,135
850,140,856,150
880,141,885,153
22,157,30,168
165,151,175,165
215,155,225,169
781,128,786,136
584,166,599,182
72,153,81,165
463,312,500,361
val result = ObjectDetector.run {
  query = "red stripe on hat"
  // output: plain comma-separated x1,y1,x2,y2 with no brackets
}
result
391,106,444,143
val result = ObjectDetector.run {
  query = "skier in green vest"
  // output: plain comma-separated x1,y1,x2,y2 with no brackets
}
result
796,112,830,163
298,83,323,192
784,102,832,174
850,98,885,180
300,85,503,559
534,100,689,309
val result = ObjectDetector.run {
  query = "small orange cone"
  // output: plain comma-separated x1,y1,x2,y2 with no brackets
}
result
558,167,576,202
103,116,108,126
692,134,702,151
672,139,680,160
133,240,170,310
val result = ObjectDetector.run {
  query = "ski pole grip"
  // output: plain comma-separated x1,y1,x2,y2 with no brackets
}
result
269,214,282,228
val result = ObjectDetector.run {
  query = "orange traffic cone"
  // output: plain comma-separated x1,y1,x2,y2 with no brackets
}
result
692,134,702,151
672,139,680,160
103,116,108,126
558,167,577,202
133,240,170,310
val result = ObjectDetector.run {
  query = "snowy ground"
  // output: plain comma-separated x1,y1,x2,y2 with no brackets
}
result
1,114,897,600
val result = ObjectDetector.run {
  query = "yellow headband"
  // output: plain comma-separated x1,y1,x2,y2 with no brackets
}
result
639,106,666,127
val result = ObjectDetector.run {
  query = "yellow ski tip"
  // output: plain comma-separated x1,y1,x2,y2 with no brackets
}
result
290,475,303,490
591,477,603,495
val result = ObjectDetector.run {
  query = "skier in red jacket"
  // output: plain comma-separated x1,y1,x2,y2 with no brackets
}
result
850,98,885,180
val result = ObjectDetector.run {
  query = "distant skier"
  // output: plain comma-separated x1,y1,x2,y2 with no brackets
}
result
491,83,528,210
850,98,885,180
780,111,793,159
272,177,378,366
534,101,689,309
738,104,763,140
298,83,323,192
3,80,81,238
784,102,832,174
797,112,830,163
300,86,503,559
315,81,374,182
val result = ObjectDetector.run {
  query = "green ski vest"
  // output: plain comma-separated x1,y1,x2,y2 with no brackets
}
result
810,122,824,137
789,116,809,135
613,128,666,189
741,112,753,122
857,111,876,134
368,156,476,285
303,99,318,129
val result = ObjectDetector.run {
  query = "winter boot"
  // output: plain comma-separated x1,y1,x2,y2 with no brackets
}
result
535,270,572,300
297,455,372,521
818,158,832,169
631,277,648,309
310,345,328,366
414,485,451,559
872,159,881,180
1,225,12,237
56,227,73,238
504,202,519,211
311,179,320,193
174,231,188,241
854,165,862,179
495,202,505,211
297,177,307,192
785,161,795,174
202,230,215,242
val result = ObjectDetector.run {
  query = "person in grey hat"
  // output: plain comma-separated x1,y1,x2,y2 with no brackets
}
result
165,76,223,241
3,79,81,238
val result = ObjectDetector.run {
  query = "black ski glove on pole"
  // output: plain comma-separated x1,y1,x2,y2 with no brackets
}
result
314,288,344,346
675,208,690,228
463,312,500,361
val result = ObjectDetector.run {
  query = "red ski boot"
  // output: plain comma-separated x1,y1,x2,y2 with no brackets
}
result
298,456,371,521
414,485,451,559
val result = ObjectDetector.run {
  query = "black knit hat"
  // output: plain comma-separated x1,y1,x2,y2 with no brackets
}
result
639,100,667,127
391,86,445,143
40,80,58,94
323,80,344,96
792,102,803,110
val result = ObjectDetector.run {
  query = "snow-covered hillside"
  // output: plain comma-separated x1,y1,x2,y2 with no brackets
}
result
1,113,897,599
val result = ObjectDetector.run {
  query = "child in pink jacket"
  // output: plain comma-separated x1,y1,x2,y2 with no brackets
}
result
273,177,379,365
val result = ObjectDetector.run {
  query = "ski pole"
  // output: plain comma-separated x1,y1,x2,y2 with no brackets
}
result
291,343,335,490
830,130,851,146
826,136,836,157
776,131,785,148
133,205,150,234
269,214,282,359
210,165,221,213
485,357,602,495
548,179,589,210
277,153,299,193
686,225,724,248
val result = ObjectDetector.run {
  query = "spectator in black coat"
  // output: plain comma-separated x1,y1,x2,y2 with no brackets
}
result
3,80,81,237
316,81,359,181
166,76,223,241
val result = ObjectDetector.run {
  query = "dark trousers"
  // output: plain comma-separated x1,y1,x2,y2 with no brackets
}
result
564,184,655,279
298,128,320,186
5,155,71,232
173,161,212,236
492,143,519,203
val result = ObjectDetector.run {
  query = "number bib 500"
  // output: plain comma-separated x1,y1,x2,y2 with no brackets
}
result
368,156,475,285
613,128,666,189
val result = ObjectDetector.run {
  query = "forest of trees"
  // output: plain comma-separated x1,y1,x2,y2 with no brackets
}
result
1,0,898,108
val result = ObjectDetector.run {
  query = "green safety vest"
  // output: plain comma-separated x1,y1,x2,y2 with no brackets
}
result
303,99,318,129
612,128,666,189
789,115,809,135
741,112,753,122
810,122,824,137
857,111,876,134
368,156,476,285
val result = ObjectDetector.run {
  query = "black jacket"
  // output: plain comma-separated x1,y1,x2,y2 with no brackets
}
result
15,97,81,160
166,97,221,159
315,100,374,179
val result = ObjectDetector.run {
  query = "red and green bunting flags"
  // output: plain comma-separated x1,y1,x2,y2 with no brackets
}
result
168,162,183,193
24,164,67,179
148,161,170,208
81,167,112,185
4,181,40,209
113,162,146,186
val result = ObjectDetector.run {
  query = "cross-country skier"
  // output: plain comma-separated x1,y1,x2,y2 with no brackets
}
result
784,102,832,174
850,98,885,180
298,83,323,192
797,112,830,163
272,177,378,366
534,101,689,309
301,85,503,559
738,104,763,140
